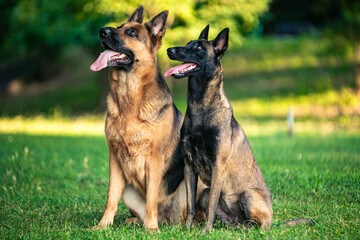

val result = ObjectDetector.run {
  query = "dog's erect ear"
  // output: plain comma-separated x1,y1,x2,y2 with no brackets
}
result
198,25,210,40
128,5,144,23
212,28,229,58
145,10,168,37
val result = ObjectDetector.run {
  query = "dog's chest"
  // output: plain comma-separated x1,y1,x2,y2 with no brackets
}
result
106,118,150,191
182,123,220,186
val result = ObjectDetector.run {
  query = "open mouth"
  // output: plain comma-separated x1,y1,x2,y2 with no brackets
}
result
90,50,133,72
164,62,200,78
107,52,131,66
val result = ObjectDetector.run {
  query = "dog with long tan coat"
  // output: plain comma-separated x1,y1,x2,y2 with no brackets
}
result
90,6,190,232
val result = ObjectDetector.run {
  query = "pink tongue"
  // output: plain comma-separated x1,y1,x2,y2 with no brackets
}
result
90,50,119,71
164,63,196,78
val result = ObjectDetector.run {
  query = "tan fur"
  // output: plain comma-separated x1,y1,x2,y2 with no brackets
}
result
94,10,191,232
192,71,273,231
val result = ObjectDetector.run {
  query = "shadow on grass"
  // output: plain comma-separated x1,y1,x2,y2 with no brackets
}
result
224,62,352,100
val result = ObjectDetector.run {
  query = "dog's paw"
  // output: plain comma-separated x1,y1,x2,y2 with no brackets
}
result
202,226,213,234
147,227,161,234
90,225,104,231
185,218,194,229
125,217,142,225
91,224,108,231
144,219,160,233
91,216,114,230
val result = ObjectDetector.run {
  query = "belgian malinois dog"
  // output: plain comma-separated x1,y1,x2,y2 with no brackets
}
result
165,25,273,233
90,6,188,232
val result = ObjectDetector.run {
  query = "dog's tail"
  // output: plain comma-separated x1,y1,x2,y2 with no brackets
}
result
274,218,315,227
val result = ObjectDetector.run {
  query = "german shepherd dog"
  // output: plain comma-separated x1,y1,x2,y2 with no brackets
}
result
90,6,188,232
165,25,273,233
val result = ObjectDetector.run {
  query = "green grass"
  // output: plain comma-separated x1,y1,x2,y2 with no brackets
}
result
1,133,359,239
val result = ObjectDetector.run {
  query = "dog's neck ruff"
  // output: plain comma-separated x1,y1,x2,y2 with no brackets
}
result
187,65,225,106
106,68,172,122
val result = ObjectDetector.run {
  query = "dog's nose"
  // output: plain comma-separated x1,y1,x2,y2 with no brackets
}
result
167,48,176,57
99,27,112,37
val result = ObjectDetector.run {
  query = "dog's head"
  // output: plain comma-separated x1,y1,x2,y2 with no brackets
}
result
90,5,168,72
165,25,229,79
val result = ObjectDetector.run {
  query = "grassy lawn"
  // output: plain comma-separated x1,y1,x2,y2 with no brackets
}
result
1,35,360,239
1,132,359,239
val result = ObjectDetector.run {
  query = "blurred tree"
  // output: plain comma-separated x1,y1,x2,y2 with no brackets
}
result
340,0,360,100
0,0,270,109
95,0,271,58
312,0,360,100
265,0,360,99
263,0,341,34
1,0,271,66
0,0,111,82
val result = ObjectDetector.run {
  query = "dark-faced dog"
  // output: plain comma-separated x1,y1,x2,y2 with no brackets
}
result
90,6,188,232
165,25,273,233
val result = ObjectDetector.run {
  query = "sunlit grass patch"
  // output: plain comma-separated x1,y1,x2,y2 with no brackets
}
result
1,113,359,137
0,115,105,136
232,88,359,116
1,89,359,137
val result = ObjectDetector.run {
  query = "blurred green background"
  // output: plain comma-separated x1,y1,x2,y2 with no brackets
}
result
0,0,359,130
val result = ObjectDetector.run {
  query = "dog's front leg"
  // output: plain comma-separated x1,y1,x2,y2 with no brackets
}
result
184,157,198,228
144,154,164,232
203,162,225,233
95,151,126,229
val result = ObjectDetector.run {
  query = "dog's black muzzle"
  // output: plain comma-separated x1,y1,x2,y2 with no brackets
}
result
99,27,124,51
167,47,186,61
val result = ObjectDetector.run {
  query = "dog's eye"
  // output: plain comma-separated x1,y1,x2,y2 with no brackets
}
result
195,44,202,50
125,28,137,37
